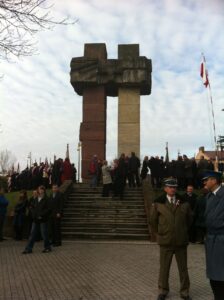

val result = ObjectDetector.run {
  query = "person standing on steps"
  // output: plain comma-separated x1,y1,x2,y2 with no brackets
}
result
101,160,112,197
150,178,193,300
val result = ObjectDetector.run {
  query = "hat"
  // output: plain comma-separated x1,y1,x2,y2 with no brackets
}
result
163,178,178,187
201,170,222,181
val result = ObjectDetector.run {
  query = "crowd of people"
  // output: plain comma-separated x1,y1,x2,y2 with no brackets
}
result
89,152,141,199
0,184,63,253
88,152,223,199
7,158,77,192
0,151,224,299
142,154,222,189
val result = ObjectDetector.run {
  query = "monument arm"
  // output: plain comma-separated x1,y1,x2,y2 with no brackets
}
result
70,56,152,96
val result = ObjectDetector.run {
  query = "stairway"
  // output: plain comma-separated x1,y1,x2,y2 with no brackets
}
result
61,184,150,240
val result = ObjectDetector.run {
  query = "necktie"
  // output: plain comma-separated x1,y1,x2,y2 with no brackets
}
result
170,197,174,205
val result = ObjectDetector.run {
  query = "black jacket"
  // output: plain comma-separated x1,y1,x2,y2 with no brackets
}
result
31,195,52,223
50,192,64,217
183,193,198,211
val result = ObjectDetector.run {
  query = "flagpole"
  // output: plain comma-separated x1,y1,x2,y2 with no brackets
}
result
201,53,219,169
165,142,169,164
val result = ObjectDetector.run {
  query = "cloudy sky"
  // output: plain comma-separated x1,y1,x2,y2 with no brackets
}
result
1,0,224,170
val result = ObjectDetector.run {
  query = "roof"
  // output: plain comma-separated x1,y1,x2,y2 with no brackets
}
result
202,151,224,160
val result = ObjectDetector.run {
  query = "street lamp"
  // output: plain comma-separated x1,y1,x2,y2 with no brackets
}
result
77,142,82,183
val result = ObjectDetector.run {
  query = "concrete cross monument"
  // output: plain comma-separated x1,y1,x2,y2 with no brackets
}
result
70,43,152,180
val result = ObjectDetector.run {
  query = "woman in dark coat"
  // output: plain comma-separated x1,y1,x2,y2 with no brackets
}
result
113,154,126,200
61,158,72,183
194,187,209,243
13,190,27,240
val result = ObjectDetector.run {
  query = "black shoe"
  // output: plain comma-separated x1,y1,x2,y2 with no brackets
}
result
157,294,166,300
42,248,52,253
181,296,192,300
53,243,61,247
22,249,32,254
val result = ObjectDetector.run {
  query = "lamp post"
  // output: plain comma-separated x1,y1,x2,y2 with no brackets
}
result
77,142,82,182
27,152,32,169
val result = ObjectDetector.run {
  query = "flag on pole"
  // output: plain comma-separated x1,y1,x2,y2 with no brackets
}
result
200,56,209,87
200,53,218,167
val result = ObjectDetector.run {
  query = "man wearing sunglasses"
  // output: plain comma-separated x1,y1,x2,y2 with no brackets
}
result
150,178,193,300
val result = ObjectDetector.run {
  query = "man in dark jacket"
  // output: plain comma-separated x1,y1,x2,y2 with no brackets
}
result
50,184,63,246
128,152,141,187
183,185,198,243
22,185,52,254
202,170,224,300
150,178,192,300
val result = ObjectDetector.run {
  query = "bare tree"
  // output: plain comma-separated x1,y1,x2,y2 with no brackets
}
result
0,149,17,174
0,0,76,60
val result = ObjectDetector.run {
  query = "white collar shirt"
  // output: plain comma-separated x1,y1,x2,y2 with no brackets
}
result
213,186,221,195
167,195,176,204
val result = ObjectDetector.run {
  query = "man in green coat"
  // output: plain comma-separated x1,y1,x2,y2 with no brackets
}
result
150,178,193,300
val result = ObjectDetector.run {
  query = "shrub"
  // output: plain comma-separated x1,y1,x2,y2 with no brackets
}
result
0,176,8,191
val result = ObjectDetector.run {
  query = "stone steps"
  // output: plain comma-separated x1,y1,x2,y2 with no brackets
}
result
62,221,148,227
62,232,149,240
62,227,148,234
61,184,149,240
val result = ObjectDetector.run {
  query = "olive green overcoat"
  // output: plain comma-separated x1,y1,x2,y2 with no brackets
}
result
150,193,193,246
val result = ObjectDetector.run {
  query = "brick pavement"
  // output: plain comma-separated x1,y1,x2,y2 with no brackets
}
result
0,240,212,300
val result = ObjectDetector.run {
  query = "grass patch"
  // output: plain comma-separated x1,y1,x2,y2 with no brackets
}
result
5,190,51,216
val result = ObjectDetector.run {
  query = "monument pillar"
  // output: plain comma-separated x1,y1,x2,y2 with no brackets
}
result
118,87,140,157
70,43,151,180
80,85,106,180
72,44,107,180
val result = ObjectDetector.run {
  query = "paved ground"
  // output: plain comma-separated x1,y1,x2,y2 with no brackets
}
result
0,240,212,300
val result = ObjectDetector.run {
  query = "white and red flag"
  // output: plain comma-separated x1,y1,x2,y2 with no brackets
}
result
200,57,209,87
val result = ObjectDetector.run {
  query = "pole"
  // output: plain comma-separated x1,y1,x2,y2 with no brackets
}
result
165,142,169,163
77,142,81,182
202,54,219,169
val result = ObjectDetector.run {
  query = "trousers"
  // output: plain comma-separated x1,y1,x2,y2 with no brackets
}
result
210,280,224,300
159,246,190,297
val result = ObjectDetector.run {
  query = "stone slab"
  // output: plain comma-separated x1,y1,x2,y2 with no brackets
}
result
80,122,106,141
70,44,152,96
118,44,139,58
0,240,213,300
